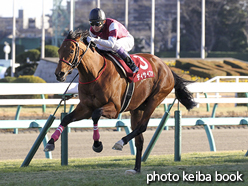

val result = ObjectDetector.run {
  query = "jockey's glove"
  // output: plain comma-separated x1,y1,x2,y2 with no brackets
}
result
87,36,116,49
87,36,97,43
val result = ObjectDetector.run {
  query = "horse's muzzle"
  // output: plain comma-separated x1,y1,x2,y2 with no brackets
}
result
55,71,66,82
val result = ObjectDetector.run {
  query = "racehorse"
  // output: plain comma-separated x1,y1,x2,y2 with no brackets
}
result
44,30,197,174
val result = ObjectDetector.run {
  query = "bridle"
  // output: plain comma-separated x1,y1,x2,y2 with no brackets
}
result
58,38,107,85
59,39,91,74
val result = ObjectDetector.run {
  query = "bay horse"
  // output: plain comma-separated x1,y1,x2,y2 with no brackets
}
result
44,30,196,174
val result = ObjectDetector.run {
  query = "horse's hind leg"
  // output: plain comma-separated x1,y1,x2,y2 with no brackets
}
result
134,134,144,172
113,90,169,151
124,110,146,174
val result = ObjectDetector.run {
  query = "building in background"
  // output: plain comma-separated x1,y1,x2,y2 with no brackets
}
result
0,0,177,55
57,0,177,52
0,9,52,55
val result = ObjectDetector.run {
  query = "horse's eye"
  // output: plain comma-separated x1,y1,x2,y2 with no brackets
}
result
70,50,74,54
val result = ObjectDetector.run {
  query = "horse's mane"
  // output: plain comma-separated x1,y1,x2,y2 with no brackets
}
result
66,30,89,43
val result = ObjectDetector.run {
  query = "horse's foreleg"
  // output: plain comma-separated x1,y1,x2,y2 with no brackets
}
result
44,104,92,152
51,113,75,141
91,102,118,153
91,108,103,152
43,112,75,152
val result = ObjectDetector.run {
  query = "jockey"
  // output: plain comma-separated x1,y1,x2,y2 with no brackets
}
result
87,8,139,73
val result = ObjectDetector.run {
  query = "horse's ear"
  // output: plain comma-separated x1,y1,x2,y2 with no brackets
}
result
66,30,73,39
75,33,82,41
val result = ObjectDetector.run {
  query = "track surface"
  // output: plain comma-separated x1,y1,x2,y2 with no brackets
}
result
0,127,247,160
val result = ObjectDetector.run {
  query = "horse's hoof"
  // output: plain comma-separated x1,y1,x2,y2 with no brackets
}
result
92,141,103,153
112,140,123,151
112,143,123,151
43,143,55,152
125,169,138,175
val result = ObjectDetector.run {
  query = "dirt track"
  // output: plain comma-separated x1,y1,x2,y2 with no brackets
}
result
0,127,247,161
1,101,248,161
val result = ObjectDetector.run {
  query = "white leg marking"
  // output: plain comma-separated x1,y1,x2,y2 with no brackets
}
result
112,139,124,151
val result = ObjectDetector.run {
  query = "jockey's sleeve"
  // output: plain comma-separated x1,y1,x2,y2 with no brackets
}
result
89,21,120,49
92,36,117,49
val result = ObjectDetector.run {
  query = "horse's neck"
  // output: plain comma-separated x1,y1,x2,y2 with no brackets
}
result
77,52,105,83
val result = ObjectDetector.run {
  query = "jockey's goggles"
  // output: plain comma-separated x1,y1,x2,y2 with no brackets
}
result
89,21,103,26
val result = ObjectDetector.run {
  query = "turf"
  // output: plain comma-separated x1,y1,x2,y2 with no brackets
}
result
0,151,247,186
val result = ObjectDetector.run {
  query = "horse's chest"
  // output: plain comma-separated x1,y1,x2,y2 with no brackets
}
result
80,93,105,107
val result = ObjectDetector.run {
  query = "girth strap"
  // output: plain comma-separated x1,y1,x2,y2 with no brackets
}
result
120,82,135,113
100,52,134,113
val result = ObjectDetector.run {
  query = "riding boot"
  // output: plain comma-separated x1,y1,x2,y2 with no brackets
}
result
117,47,139,73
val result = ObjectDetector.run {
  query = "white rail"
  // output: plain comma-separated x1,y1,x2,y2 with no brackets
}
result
205,76,248,83
0,81,248,106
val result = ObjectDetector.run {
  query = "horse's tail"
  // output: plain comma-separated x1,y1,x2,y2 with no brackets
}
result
171,70,197,110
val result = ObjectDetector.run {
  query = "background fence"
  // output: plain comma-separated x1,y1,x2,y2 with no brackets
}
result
0,76,248,164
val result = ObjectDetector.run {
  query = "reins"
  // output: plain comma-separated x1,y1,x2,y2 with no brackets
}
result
59,38,107,86
53,39,92,115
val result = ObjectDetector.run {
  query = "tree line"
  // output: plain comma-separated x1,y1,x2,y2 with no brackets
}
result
175,0,248,52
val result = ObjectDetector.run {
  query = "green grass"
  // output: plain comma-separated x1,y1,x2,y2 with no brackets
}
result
0,151,247,186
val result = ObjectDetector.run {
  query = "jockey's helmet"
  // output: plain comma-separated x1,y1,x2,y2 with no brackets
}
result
89,8,106,26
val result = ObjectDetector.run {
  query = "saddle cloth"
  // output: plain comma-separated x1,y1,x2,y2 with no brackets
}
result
107,53,154,83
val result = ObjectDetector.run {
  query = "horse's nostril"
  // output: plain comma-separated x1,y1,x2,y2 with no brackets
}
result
59,72,65,77
56,71,65,77
55,71,66,82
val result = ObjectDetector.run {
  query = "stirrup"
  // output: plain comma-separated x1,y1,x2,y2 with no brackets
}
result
125,57,139,73
132,66,139,73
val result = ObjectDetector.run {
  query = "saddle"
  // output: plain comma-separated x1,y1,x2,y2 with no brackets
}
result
96,49,154,113
96,49,154,83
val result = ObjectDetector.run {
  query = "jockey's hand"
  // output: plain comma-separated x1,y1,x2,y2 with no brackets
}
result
87,36,96,43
